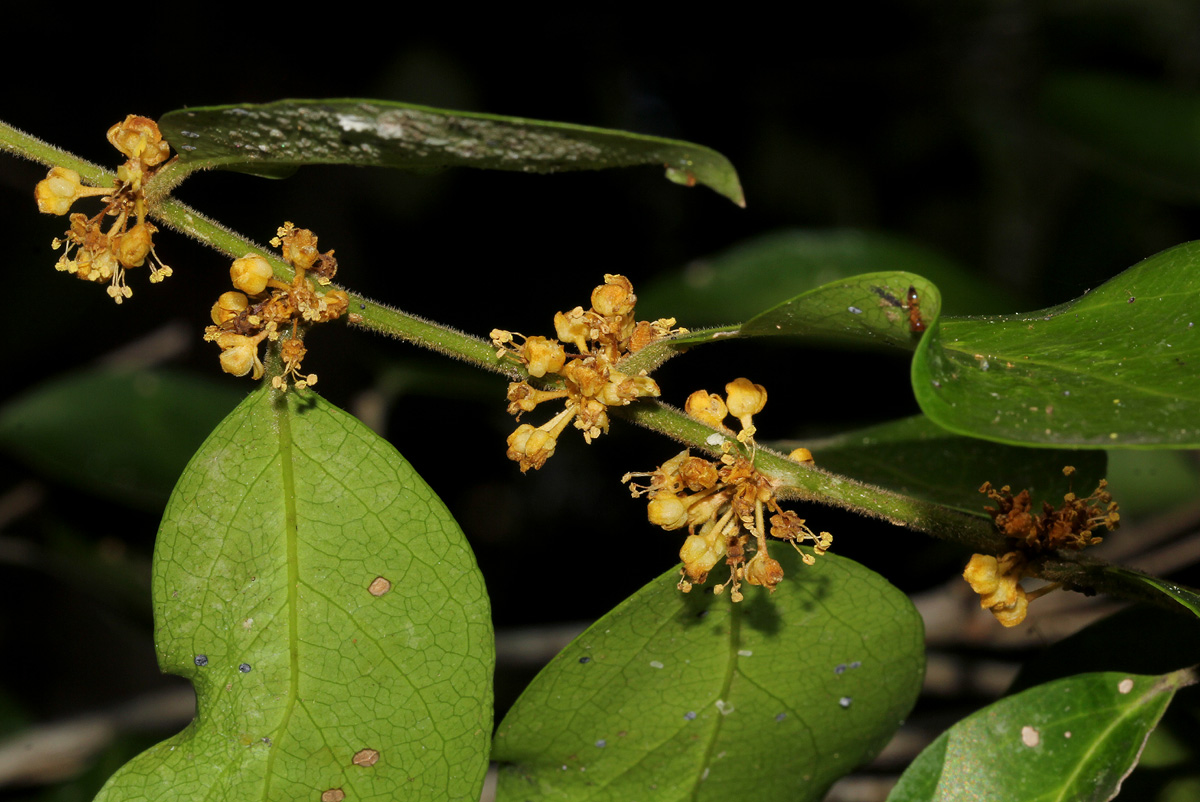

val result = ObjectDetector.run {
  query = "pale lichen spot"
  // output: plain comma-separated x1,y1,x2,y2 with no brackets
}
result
321,789,345,802
1021,726,1040,747
1119,678,1134,694
368,577,392,596
353,748,380,767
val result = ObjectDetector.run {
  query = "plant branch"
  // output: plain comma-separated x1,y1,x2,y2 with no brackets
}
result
0,120,113,185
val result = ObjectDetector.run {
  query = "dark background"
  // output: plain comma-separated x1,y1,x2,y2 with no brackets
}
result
3,4,1200,797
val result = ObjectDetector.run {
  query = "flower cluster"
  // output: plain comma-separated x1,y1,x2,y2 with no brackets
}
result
625,379,828,601
492,274,681,472
964,467,1120,627
36,115,173,303
203,223,349,390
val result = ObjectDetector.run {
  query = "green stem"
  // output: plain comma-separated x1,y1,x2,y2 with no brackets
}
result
0,119,114,185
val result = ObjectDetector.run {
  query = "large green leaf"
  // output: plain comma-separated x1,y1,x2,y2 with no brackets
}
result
0,369,241,509
637,229,1017,325
95,385,493,802
159,100,744,205
888,668,1198,802
492,547,924,802
913,241,1200,448
781,415,1106,515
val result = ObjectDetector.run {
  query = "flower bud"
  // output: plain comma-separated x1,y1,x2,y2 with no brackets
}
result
230,254,273,295
647,494,688,530
789,447,815,464
962,553,1000,596
685,390,728,429
991,589,1029,628
216,334,264,379
725,378,767,425
106,115,170,166
116,223,153,267
282,227,319,271
553,307,591,354
680,532,725,582
35,167,83,215
210,291,249,325
678,457,718,492
744,551,784,591
522,336,566,378
591,274,636,317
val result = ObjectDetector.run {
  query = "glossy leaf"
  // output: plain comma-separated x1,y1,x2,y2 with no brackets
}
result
159,100,744,205
637,229,1017,324
95,386,493,802
913,241,1200,448
620,271,937,375
888,668,1198,802
781,415,1105,515
492,547,924,802
1107,569,1200,619
0,369,241,509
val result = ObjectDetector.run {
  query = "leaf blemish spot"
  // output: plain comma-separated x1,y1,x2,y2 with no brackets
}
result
243,618,253,629
649,660,664,669
1119,678,1134,694
368,576,392,596
715,699,734,715
1021,726,1040,747
839,697,852,708
194,654,208,667
352,748,380,767
321,789,345,802
737,649,752,657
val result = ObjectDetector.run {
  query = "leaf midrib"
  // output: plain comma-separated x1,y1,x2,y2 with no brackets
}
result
688,604,742,802
262,391,302,801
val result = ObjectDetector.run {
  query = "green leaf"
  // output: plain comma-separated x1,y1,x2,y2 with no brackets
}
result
619,271,937,375
888,667,1199,802
95,386,493,802
492,547,924,802
1040,72,1200,196
913,241,1200,448
741,270,939,346
637,229,1017,325
0,369,241,509
781,415,1106,515
1107,569,1200,619
159,100,744,205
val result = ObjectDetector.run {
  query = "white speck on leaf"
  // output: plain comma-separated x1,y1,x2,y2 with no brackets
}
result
649,660,664,669
1119,678,1134,694
737,649,752,657
715,699,734,715
1022,726,1040,747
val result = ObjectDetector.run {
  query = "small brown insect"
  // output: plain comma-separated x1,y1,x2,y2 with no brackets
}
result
906,286,926,333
